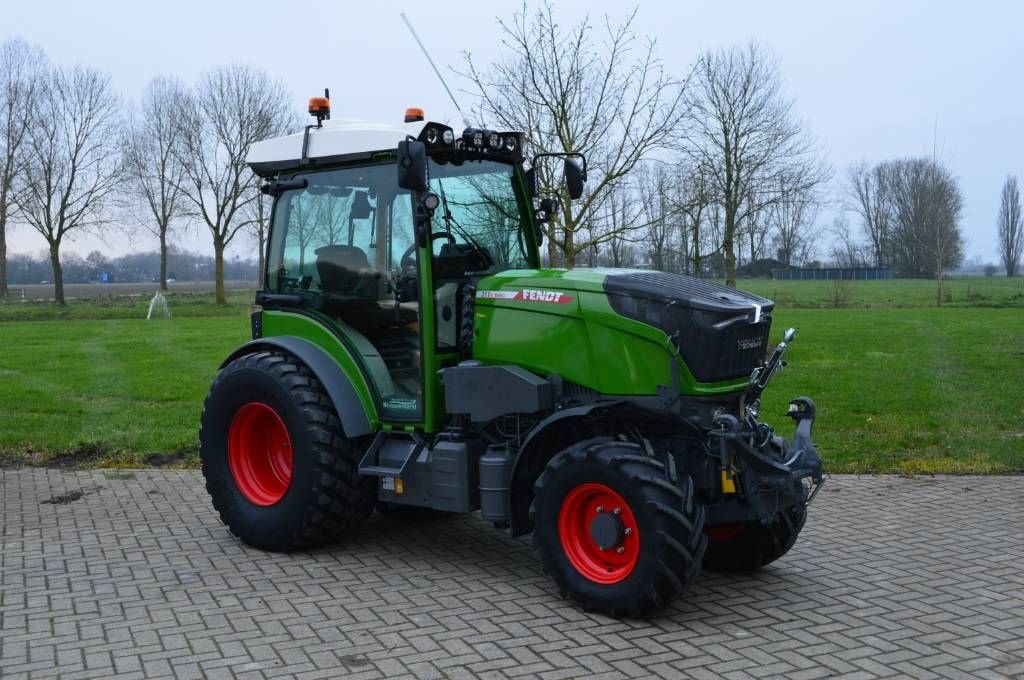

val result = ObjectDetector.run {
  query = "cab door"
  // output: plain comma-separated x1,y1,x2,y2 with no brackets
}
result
266,163,427,425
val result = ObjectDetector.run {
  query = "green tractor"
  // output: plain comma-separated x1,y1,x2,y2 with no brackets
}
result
200,100,823,616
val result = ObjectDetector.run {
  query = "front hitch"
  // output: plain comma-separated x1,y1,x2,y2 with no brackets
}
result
708,395,824,523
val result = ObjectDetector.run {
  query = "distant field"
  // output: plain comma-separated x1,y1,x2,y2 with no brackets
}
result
0,288,254,321
0,278,1021,472
5,279,256,301
735,276,1024,308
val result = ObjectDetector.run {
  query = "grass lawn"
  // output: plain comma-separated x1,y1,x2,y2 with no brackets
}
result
0,281,1021,473
0,315,249,466
761,308,1024,473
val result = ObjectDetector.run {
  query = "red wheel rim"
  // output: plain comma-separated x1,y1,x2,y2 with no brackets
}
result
706,523,746,542
228,402,293,506
557,482,640,584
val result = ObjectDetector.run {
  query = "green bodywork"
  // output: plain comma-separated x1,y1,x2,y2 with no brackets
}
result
472,268,750,397
254,156,751,436
261,266,750,435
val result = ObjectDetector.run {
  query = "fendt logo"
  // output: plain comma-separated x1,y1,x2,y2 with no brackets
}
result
477,289,575,304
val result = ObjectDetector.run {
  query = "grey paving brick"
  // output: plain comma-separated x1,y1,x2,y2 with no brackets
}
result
1,471,1023,679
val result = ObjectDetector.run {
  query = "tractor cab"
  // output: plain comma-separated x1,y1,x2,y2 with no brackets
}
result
247,105,576,426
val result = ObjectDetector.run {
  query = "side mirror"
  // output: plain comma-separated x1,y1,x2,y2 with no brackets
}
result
783,327,797,344
397,140,429,192
564,158,586,200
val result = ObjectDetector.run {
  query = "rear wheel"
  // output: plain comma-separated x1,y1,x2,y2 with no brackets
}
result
702,503,807,573
530,438,706,617
200,351,375,551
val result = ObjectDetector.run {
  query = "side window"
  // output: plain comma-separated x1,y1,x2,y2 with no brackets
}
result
279,185,379,299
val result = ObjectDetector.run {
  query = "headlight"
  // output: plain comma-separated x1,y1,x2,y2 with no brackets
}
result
503,134,518,152
442,129,454,145
425,127,439,144
488,132,501,149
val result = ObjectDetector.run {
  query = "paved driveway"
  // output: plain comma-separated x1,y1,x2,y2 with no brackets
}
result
1,470,1022,679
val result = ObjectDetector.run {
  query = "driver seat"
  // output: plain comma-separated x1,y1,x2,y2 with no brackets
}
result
315,245,380,300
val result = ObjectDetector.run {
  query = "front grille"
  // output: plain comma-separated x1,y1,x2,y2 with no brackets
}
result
710,317,771,381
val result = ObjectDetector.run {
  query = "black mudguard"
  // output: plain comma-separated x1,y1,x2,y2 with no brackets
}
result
220,337,373,438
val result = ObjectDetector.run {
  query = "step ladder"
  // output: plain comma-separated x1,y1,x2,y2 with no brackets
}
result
357,431,425,477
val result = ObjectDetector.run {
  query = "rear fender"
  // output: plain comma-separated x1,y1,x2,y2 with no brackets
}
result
220,337,377,437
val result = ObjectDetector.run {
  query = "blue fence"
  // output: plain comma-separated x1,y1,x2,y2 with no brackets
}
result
771,267,894,281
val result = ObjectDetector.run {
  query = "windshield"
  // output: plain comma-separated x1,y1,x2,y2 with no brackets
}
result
427,159,534,272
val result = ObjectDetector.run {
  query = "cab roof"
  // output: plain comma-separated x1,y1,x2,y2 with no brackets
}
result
246,118,429,177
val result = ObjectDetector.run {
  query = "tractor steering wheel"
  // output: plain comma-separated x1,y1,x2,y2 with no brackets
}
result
400,232,455,270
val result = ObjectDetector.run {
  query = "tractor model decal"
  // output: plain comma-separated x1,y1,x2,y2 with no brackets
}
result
477,289,575,304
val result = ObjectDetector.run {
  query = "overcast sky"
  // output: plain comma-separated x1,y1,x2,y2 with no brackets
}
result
4,0,1022,263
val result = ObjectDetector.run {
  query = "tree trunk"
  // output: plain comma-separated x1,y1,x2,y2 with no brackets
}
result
159,230,168,292
723,219,737,287
0,217,7,298
547,227,560,268
0,193,9,297
563,220,576,268
49,243,65,306
214,241,226,305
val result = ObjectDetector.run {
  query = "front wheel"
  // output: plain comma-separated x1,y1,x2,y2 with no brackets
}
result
530,438,707,617
199,350,376,551
702,503,807,573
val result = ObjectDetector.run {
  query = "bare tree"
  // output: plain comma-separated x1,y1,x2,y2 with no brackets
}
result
242,189,272,284
123,76,186,291
637,163,677,271
463,2,690,266
828,216,868,268
886,158,963,298
768,178,819,266
174,65,292,304
846,160,894,266
0,38,46,297
675,161,717,275
13,66,122,305
685,42,829,286
998,175,1022,277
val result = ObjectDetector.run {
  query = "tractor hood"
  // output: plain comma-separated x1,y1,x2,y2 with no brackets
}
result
473,268,775,387
474,268,772,320
474,268,609,309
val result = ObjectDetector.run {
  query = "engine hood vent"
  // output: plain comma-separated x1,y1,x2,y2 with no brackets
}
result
603,271,774,384
603,271,773,319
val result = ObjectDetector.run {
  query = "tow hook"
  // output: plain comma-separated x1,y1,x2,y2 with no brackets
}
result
787,396,824,502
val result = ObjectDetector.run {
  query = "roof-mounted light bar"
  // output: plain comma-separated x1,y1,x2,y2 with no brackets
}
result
415,122,524,163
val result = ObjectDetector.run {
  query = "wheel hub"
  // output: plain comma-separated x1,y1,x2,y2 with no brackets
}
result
589,511,624,550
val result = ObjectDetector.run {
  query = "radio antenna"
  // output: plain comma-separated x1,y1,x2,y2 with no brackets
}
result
400,12,471,128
